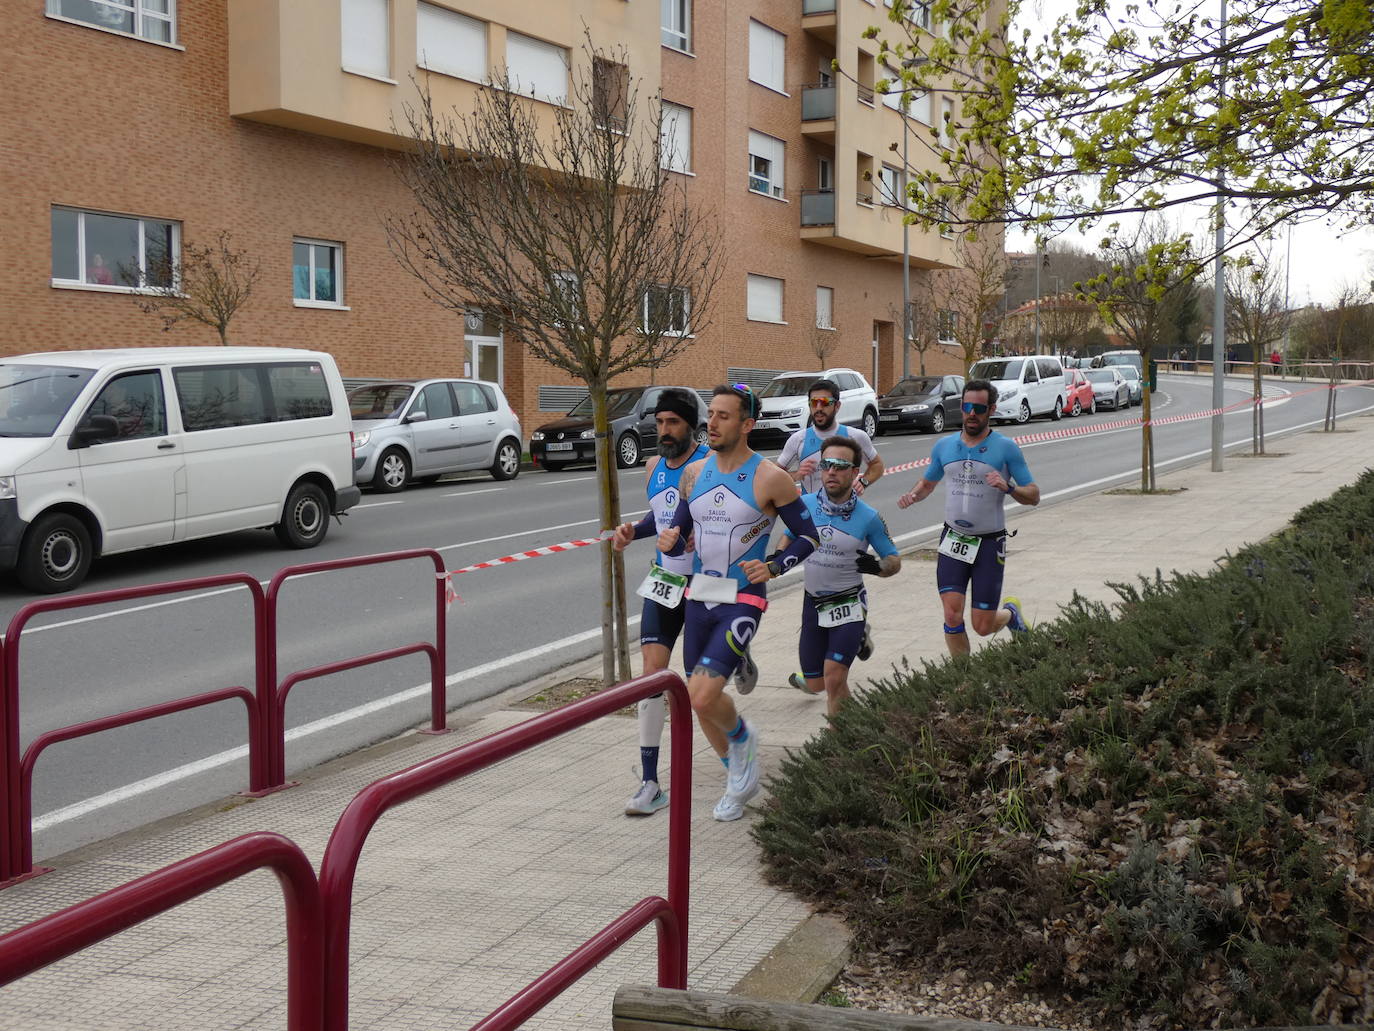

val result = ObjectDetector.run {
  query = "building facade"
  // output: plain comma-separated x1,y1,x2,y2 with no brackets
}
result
4,0,976,430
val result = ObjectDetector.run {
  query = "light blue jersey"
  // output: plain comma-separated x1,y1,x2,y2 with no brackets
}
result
800,493,899,597
924,431,1034,535
778,423,878,494
688,452,773,595
647,444,709,576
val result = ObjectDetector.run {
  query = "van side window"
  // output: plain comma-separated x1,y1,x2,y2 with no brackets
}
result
1038,358,1061,379
1024,362,1039,383
418,383,456,420
86,371,167,440
452,382,494,415
266,363,333,421
175,366,268,431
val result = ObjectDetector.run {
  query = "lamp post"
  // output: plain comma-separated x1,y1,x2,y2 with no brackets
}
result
1209,0,1227,472
898,57,928,380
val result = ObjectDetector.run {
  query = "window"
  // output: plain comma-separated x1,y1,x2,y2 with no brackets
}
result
593,57,629,132
661,0,690,51
342,0,390,79
452,381,495,415
293,239,344,306
748,20,786,93
51,207,178,290
660,102,692,173
416,383,456,420
174,362,333,431
883,0,931,30
266,364,334,421
746,274,784,323
815,286,834,329
878,165,905,207
642,285,691,335
84,371,167,440
505,32,568,105
47,0,176,44
416,3,485,82
941,95,955,143
818,157,833,190
748,130,785,198
881,64,929,122
937,309,958,342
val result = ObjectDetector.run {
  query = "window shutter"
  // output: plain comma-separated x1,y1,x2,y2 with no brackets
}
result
748,20,785,92
506,32,568,105
342,0,390,78
416,3,486,81
660,102,692,172
747,275,783,323
816,286,834,329
747,131,785,193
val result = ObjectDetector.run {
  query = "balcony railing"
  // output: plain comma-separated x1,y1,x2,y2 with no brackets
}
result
857,191,875,206
800,83,836,121
803,0,837,12
856,83,875,105
800,189,836,226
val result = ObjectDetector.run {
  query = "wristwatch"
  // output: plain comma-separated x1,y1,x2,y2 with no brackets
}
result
859,475,870,488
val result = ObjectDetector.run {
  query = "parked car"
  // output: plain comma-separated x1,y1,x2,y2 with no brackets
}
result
529,385,707,471
1083,367,1130,410
0,347,361,593
350,378,523,492
1119,364,1145,406
876,375,965,434
750,368,879,444
1094,349,1156,391
967,354,1067,423
1063,369,1096,417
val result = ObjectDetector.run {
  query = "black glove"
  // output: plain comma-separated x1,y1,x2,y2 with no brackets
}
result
855,553,882,575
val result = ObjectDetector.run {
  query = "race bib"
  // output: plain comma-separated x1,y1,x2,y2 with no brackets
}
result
938,529,982,564
635,564,688,609
816,595,865,628
688,573,738,605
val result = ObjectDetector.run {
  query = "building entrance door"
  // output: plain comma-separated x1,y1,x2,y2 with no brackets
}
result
463,310,504,384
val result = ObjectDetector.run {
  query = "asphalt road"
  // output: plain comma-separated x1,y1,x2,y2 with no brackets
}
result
12,373,1374,858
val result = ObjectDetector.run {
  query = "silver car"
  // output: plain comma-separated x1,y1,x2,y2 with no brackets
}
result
350,379,523,492
1119,365,1145,406
1083,368,1130,411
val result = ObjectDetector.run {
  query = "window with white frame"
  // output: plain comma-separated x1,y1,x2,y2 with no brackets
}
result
642,285,691,335
878,164,905,207
293,239,344,306
881,64,930,122
748,20,786,93
416,3,485,82
661,0,690,51
47,0,176,44
549,270,580,325
937,308,958,342
505,31,569,105
941,95,955,143
815,286,834,329
660,102,693,173
883,0,931,30
342,0,390,79
747,130,785,198
746,274,784,323
51,207,179,290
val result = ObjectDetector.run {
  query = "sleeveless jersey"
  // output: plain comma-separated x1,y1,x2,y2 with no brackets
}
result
648,444,709,576
688,452,773,595
923,431,1034,535
800,493,899,597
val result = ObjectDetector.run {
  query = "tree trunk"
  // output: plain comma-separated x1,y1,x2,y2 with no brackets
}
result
1139,384,1155,491
1251,357,1263,454
590,383,617,686
612,546,632,682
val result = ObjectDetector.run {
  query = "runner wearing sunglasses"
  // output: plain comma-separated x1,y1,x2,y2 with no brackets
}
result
777,379,884,496
656,384,821,821
897,378,1040,655
779,436,901,714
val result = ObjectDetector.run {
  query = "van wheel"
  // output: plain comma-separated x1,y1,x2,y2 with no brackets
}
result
275,482,330,549
490,439,521,481
862,408,878,438
373,448,410,493
1050,398,1064,421
17,513,92,594
1016,401,1031,424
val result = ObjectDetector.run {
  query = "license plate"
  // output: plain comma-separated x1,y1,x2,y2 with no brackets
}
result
547,442,574,451
880,413,900,421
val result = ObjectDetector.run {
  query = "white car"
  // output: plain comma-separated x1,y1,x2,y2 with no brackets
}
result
749,368,879,443
968,355,1067,423
1083,367,1131,410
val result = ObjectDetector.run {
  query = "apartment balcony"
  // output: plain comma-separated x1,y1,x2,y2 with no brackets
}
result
800,189,836,226
800,83,836,143
801,0,837,43
801,188,958,267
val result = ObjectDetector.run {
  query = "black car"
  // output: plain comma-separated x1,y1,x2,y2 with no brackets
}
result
875,375,965,434
530,385,707,471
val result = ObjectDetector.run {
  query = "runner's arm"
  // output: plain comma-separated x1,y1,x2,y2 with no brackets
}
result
776,431,803,477
764,497,819,577
868,514,902,576
613,509,658,551
851,429,884,488
986,445,1040,506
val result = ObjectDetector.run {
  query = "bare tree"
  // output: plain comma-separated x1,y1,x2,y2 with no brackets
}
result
808,322,839,367
385,42,723,684
122,230,260,346
1300,284,1374,431
888,299,936,376
1226,252,1288,453
932,234,1007,374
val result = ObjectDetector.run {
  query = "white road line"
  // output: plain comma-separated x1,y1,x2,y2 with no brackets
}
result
355,500,406,509
442,487,505,497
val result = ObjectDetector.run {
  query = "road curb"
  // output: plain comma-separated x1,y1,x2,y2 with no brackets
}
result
731,911,853,1003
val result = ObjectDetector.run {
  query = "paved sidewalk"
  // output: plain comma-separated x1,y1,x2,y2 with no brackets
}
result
2,416,1373,1030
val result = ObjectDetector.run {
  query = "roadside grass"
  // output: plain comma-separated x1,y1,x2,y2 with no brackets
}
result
754,470,1374,1027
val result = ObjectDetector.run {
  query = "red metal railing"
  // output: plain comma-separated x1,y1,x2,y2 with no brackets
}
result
264,549,449,786
316,669,692,1031
0,832,324,1031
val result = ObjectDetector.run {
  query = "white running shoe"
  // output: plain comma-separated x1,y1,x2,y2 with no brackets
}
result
712,792,745,822
725,727,762,802
734,648,758,694
625,780,669,816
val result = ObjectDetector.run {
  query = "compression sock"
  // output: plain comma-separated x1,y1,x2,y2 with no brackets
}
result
640,747,660,785
727,717,748,743
637,694,667,782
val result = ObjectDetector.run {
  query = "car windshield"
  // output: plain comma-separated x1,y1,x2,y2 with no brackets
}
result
0,364,95,437
1101,354,1142,369
566,389,642,419
971,359,1022,380
886,377,940,398
350,384,414,419
760,376,818,398
1119,367,1141,380
1085,370,1116,383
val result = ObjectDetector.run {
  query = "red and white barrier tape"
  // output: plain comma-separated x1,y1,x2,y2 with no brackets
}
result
439,528,617,605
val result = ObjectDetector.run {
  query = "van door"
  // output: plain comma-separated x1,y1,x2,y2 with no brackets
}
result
74,369,182,554
1037,358,1064,414
451,382,499,469
408,383,461,474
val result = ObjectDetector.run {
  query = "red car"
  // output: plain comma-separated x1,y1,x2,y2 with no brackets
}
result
1063,369,1096,416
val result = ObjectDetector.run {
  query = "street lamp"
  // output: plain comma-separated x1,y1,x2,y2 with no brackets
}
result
898,56,928,379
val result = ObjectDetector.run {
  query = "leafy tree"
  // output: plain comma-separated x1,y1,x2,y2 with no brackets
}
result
386,42,723,683
122,230,261,345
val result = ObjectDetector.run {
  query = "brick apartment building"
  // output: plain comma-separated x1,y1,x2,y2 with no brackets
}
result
3,0,978,430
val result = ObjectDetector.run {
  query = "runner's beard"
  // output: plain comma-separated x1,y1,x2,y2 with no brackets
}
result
824,483,853,503
658,433,692,459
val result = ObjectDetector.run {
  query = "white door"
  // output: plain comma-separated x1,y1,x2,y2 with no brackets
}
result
464,310,503,385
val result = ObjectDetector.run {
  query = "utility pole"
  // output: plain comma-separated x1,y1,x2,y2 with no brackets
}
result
1210,0,1227,472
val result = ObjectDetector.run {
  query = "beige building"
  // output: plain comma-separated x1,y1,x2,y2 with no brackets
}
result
3,0,980,430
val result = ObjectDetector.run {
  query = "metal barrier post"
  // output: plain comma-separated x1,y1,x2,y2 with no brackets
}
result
0,638,14,883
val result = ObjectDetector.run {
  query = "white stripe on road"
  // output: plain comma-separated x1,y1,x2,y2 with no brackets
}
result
355,500,406,509
442,487,506,497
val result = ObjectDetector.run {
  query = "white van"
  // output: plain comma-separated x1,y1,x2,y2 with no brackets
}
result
967,355,1067,424
0,347,362,592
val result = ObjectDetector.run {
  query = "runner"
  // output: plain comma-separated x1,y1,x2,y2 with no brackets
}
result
897,378,1040,656
657,384,821,821
781,436,901,714
612,388,709,817
777,378,884,496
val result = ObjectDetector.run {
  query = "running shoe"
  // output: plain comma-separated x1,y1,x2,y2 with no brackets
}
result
625,780,669,817
713,791,745,822
726,727,762,802
1003,596,1030,634
734,647,759,695
857,624,874,662
789,671,816,694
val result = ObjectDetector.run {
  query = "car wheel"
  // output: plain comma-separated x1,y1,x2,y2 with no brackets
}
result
17,512,93,593
1089,398,1096,414
490,439,521,481
929,408,945,434
1071,399,1082,417
1050,397,1064,421
694,425,708,447
861,408,878,438
372,448,410,493
615,433,641,468
274,481,330,549
1016,401,1031,424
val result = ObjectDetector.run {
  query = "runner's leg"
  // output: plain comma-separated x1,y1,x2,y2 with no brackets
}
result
967,532,1010,637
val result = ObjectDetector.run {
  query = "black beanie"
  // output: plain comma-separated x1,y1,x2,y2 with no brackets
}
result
653,388,699,426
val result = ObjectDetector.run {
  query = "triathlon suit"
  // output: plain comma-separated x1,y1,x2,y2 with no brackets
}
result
640,443,709,649
923,430,1034,610
682,452,773,678
797,492,898,677
778,423,878,494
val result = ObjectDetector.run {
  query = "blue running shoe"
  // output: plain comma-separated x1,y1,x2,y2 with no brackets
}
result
1003,596,1029,634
